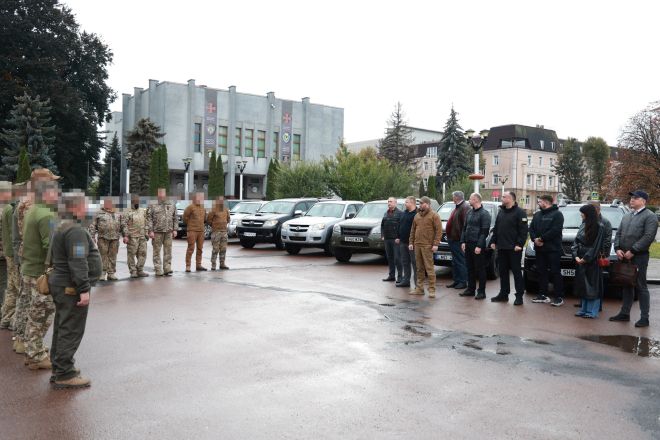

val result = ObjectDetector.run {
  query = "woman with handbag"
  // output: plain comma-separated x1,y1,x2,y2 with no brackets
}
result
572,204,605,319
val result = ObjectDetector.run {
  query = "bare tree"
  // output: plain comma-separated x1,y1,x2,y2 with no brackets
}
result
617,104,660,195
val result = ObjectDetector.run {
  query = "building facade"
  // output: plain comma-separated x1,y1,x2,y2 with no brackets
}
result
108,79,344,199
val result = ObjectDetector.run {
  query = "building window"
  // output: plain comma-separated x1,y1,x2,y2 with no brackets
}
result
550,158,554,167
257,130,266,158
492,173,500,185
273,131,279,158
194,123,202,153
539,157,543,167
426,146,437,158
424,162,429,171
527,155,532,166
218,126,228,155
536,175,543,188
493,196,500,202
540,140,545,150
234,127,242,156
493,155,499,165
525,195,530,206
244,129,254,157
292,134,301,161
526,174,532,186
550,141,555,151
548,176,554,188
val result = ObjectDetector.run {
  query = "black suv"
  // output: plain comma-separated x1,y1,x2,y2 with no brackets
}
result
433,201,501,280
237,198,318,249
523,203,630,296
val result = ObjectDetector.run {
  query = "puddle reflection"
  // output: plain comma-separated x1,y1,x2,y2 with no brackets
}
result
580,335,660,359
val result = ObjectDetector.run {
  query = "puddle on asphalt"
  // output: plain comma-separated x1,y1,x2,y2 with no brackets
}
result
402,324,432,337
379,303,395,307
580,335,660,359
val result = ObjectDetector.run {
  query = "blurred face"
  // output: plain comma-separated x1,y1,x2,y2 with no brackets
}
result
157,188,166,201
580,212,586,221
103,198,113,210
70,198,88,219
0,191,11,203
420,202,430,212
131,196,140,207
194,193,204,205
42,188,60,205
404,199,415,211
537,198,552,210
501,192,513,207
452,195,463,204
387,198,396,210
217,196,224,207
629,196,646,210
469,195,480,207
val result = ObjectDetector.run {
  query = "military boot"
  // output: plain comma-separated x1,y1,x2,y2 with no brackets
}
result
13,339,26,354
99,272,107,281
409,288,425,296
52,375,91,390
428,290,436,298
138,271,149,277
130,272,139,278
220,261,229,270
107,273,118,281
27,356,52,370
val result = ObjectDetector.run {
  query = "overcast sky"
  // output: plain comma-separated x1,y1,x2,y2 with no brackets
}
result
64,0,659,146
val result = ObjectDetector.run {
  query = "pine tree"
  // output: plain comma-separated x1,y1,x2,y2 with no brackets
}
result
436,107,471,187
418,180,426,197
427,175,438,201
159,145,169,193
16,147,31,183
216,154,225,197
378,102,415,168
208,151,217,198
266,158,279,200
126,118,165,196
148,147,160,197
98,134,121,196
0,93,57,180
553,138,588,201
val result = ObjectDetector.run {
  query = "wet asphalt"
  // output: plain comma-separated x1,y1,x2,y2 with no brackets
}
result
1,239,659,439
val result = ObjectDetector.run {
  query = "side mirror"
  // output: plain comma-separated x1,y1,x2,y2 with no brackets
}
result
294,210,303,217
346,212,356,219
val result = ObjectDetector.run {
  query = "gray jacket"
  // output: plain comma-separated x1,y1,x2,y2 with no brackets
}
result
613,208,658,255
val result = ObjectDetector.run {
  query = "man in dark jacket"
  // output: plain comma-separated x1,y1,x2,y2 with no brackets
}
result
460,193,491,299
396,196,417,288
381,197,403,282
528,195,565,306
49,193,102,389
609,190,658,327
446,191,470,289
489,191,528,305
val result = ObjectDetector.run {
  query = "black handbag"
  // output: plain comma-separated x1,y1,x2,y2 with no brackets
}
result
609,260,638,287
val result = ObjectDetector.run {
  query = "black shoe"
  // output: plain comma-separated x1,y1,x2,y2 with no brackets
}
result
531,295,551,304
382,277,395,282
396,282,410,288
453,283,467,290
634,318,649,328
491,294,509,303
609,313,630,322
551,297,564,307
459,289,475,297
513,297,523,306
475,292,486,300
446,282,457,288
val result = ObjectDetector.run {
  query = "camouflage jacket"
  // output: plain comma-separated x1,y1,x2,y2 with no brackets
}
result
16,199,33,259
121,207,148,238
89,208,122,240
147,201,177,233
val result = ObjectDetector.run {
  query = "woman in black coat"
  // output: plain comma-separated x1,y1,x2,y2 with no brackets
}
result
573,204,605,318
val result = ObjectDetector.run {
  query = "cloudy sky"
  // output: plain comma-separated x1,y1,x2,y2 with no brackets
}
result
64,0,659,146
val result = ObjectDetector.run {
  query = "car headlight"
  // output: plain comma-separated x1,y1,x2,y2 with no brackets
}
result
311,223,326,231
333,224,341,234
281,224,289,230
230,219,237,225
370,226,381,236
264,220,278,228
237,219,243,227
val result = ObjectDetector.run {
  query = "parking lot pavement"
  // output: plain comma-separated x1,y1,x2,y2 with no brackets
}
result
1,240,659,439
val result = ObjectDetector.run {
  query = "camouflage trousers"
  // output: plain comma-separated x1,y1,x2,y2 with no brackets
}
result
13,274,32,341
98,238,119,276
0,258,21,328
152,232,173,275
210,231,228,267
0,258,6,306
127,236,147,275
24,276,55,362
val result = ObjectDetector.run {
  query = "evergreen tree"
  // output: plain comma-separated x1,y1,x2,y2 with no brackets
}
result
148,147,161,197
436,107,471,187
208,151,217,198
126,118,165,196
553,138,588,201
378,102,415,168
159,144,169,193
266,158,279,200
16,147,31,183
0,93,57,180
98,134,121,196
581,136,610,195
426,175,438,201
216,153,225,197
418,180,426,197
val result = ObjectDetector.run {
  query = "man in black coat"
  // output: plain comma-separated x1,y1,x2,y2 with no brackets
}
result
460,193,491,300
489,191,528,305
381,197,403,282
396,196,417,288
528,195,565,307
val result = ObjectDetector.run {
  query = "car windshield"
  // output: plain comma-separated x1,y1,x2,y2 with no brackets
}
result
356,203,389,219
231,202,262,214
176,201,191,210
305,203,344,218
258,201,295,214
560,206,625,229
438,203,455,221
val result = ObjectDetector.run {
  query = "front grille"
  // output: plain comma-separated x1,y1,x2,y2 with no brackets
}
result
441,232,447,243
289,236,306,242
343,241,369,247
288,225,309,233
341,227,370,236
242,220,264,227
561,243,573,256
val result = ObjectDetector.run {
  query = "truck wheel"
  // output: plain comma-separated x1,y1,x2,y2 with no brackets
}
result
523,273,538,294
285,244,301,255
486,250,499,280
275,233,285,250
240,240,255,249
323,242,334,256
334,248,352,263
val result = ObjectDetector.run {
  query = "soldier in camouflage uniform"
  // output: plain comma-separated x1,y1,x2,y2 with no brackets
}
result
0,181,13,311
121,194,149,278
147,188,177,276
89,197,122,281
0,182,20,330
12,183,35,354
207,196,231,270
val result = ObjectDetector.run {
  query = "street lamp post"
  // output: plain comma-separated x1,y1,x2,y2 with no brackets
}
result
500,175,509,198
182,157,192,200
465,129,489,195
125,152,132,196
109,157,113,196
236,160,247,200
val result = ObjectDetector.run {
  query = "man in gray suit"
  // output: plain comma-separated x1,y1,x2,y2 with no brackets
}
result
609,190,658,328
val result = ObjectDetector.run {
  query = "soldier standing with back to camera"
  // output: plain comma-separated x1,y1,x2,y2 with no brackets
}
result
0,183,20,330
147,187,177,276
121,194,149,278
88,197,121,281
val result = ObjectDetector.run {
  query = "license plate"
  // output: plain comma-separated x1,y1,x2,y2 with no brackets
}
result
243,232,256,237
561,269,575,277
344,236,363,242
438,254,453,261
